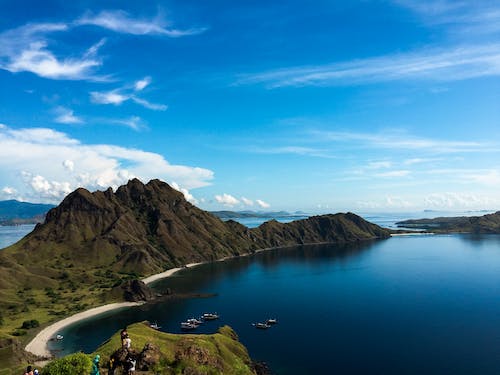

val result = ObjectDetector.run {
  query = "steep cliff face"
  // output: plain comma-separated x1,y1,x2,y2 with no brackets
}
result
2,179,390,284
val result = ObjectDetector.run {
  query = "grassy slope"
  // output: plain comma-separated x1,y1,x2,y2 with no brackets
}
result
92,322,256,375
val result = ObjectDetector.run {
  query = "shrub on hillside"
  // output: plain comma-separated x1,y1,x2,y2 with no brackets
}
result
41,352,92,375
21,319,39,329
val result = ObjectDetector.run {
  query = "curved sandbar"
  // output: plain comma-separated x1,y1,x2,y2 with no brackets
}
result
25,262,204,358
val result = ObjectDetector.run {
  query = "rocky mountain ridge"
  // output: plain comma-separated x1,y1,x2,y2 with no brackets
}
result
0,178,390,292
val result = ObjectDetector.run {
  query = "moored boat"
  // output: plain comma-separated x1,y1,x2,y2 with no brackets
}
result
266,319,277,325
150,322,161,330
253,322,270,329
187,318,203,325
202,313,219,320
180,322,198,330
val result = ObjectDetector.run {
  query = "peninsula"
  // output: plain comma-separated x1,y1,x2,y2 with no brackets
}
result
0,178,390,370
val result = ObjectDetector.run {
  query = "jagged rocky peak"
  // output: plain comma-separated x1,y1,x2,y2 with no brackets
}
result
115,178,187,209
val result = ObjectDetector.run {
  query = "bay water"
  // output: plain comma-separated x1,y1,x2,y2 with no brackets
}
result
54,234,500,374
2,214,500,373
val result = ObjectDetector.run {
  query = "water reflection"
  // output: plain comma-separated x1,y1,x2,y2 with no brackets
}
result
151,240,379,295
457,233,500,246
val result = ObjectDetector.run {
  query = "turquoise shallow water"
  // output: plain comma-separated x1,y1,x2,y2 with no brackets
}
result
55,234,500,374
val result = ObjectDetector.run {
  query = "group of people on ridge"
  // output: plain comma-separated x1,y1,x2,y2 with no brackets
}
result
23,366,38,375
92,327,136,375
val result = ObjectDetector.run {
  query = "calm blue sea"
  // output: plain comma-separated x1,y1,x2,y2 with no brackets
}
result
0,224,34,249
3,213,500,374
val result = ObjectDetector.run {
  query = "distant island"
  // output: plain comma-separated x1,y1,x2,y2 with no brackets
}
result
0,179,390,372
0,199,54,225
396,211,500,233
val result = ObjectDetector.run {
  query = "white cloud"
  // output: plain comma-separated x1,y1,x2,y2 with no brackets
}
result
356,196,414,209
62,159,74,172
0,124,213,203
91,82,167,111
24,172,73,200
110,116,146,131
256,199,270,209
1,186,17,199
424,192,496,209
76,10,206,37
376,170,411,178
170,181,198,204
248,145,333,158
54,107,83,124
315,130,488,153
367,161,392,169
215,193,240,207
394,0,500,36
134,76,151,91
0,23,103,80
238,44,500,88
131,97,168,111
241,197,254,206
90,90,129,105
403,158,437,165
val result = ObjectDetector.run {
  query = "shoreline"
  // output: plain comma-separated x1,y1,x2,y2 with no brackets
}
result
25,262,205,358
24,237,389,358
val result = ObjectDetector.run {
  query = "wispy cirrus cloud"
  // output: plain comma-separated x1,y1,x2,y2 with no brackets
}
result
0,23,104,80
109,116,147,131
75,10,206,37
90,76,167,111
0,124,213,203
313,130,489,153
237,44,500,88
0,9,205,81
395,0,500,31
247,145,334,158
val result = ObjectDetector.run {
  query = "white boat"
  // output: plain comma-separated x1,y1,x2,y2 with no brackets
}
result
150,322,161,330
181,322,198,330
187,318,203,325
266,319,278,325
56,334,64,340
202,313,219,320
253,322,270,329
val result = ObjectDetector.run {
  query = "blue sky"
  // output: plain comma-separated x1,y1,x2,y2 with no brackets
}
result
1,0,499,212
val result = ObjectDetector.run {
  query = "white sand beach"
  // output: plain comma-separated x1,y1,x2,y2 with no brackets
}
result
25,262,205,358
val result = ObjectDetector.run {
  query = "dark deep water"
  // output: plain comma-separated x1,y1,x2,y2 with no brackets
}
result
54,234,500,374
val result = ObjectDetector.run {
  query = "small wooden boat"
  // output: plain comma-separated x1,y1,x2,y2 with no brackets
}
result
202,313,219,320
150,322,161,330
253,323,270,329
181,322,198,330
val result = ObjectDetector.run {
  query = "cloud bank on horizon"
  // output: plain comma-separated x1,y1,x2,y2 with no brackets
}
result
1,0,499,212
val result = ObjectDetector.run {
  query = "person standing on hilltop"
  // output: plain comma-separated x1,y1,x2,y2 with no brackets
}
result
90,354,100,375
23,366,33,375
121,327,132,350
120,327,128,340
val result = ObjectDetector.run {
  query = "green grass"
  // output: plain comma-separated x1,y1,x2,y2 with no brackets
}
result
92,322,256,375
